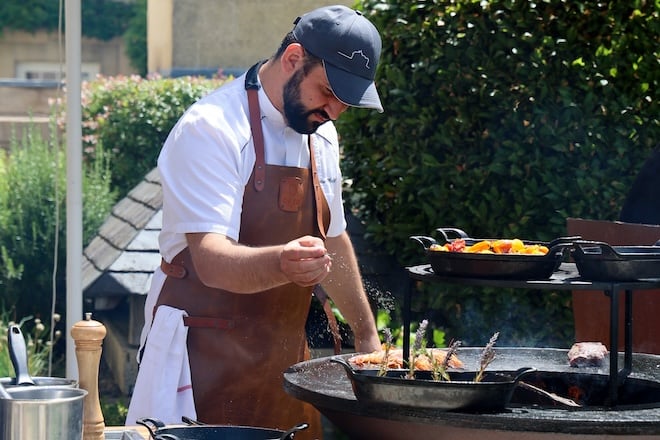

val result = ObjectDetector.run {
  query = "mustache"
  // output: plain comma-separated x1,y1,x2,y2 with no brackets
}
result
310,109,332,122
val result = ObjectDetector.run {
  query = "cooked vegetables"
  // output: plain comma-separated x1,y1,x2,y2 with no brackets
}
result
429,238,548,255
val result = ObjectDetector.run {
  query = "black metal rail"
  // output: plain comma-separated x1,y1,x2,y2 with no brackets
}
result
404,262,660,405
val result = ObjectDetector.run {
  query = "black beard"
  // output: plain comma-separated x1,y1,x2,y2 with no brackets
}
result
282,69,329,135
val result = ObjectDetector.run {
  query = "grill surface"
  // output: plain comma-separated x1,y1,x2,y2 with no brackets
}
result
284,348,660,437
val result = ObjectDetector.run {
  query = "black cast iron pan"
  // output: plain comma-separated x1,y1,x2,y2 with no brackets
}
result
572,240,660,281
137,417,308,440
411,228,577,280
331,356,536,413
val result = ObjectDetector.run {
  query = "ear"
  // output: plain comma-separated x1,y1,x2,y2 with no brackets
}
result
280,43,305,75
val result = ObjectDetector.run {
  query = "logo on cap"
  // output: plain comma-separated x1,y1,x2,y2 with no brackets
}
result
338,50,371,70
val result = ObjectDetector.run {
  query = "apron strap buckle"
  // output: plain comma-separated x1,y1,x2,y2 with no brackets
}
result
161,258,188,279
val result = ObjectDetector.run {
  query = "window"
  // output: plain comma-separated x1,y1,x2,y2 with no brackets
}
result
16,62,100,81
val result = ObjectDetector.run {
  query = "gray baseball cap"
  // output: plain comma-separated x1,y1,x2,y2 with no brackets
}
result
292,5,384,113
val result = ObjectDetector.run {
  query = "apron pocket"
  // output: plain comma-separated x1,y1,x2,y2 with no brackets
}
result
278,176,304,212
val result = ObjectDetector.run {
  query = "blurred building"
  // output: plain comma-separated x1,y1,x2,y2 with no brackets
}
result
0,28,134,147
147,0,351,78
0,0,353,126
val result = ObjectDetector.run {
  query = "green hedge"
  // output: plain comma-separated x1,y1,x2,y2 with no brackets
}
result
123,0,147,76
339,0,658,346
80,74,228,196
0,0,133,41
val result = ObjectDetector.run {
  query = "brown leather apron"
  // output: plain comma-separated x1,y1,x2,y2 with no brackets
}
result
154,62,330,439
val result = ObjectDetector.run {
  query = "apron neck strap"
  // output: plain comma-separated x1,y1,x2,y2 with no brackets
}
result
245,61,267,192
244,61,327,239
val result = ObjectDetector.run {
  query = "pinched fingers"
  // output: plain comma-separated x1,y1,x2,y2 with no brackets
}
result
281,257,332,286
280,236,332,286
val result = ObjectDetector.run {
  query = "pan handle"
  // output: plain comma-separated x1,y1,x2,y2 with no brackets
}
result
136,417,167,439
547,236,581,248
435,227,470,242
8,325,35,386
180,415,204,425
571,240,620,258
329,356,358,380
504,367,538,407
278,423,309,440
410,235,437,249
510,367,537,383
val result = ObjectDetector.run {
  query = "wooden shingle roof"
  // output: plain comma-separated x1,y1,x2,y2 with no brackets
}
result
82,168,162,298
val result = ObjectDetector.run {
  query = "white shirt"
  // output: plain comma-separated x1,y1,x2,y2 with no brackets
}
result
157,70,347,263
137,69,349,357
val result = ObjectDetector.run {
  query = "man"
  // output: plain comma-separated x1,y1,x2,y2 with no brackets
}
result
127,5,382,438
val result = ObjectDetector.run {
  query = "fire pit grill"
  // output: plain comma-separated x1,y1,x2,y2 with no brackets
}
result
404,262,660,405
283,348,660,438
282,260,660,439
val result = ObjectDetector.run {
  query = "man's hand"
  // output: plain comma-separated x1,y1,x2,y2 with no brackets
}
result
280,235,332,286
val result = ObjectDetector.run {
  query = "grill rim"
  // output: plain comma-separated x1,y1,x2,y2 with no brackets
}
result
284,347,660,435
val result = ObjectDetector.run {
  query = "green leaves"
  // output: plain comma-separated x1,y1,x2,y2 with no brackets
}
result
339,0,658,346
71,74,228,197
0,120,116,319
0,0,133,39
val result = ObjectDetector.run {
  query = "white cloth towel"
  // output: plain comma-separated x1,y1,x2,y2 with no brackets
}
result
125,305,196,425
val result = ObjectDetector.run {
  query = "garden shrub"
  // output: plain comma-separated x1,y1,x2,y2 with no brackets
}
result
0,121,116,324
0,313,62,377
339,0,658,346
0,0,134,41
79,74,228,196
123,0,147,76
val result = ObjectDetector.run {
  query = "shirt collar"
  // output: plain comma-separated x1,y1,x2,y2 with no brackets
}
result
256,74,286,128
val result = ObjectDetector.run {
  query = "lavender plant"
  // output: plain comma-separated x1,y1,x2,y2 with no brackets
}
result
407,319,428,379
378,327,393,377
475,332,499,382
432,339,462,382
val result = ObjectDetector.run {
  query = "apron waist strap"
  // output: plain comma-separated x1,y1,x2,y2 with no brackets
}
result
183,316,235,330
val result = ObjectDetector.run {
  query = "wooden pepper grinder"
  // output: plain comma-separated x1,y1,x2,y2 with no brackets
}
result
71,312,107,440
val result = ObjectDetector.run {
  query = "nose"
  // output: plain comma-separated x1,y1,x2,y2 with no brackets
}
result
325,97,349,121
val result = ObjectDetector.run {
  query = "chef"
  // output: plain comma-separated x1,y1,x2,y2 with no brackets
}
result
126,5,383,439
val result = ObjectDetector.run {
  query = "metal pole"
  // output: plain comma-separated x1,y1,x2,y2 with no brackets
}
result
65,0,83,379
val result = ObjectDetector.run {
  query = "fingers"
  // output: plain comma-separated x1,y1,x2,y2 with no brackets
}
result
280,236,332,286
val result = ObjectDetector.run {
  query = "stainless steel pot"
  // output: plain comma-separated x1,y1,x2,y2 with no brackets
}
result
0,376,78,388
0,386,88,440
